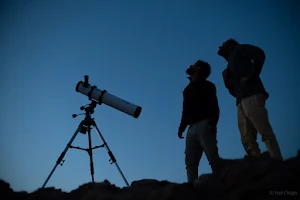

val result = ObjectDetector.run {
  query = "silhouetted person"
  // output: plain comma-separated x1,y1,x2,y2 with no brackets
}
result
217,38,283,161
178,60,221,184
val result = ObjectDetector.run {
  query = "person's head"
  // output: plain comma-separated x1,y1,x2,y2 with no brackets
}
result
217,38,239,61
186,60,211,81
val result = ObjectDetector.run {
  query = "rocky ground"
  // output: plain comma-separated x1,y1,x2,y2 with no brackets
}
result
1,150,300,200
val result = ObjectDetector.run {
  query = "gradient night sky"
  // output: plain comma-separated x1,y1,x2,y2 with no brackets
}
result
0,0,299,192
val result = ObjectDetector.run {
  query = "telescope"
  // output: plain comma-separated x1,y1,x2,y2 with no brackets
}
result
41,75,142,188
76,75,142,118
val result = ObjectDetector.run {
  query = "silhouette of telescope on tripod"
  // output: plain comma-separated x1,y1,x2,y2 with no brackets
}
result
41,75,142,189
76,75,142,118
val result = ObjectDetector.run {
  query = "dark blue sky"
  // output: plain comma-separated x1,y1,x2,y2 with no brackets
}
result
0,0,299,192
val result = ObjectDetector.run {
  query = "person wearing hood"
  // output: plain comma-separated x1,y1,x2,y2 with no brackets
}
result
217,38,283,161
178,60,221,184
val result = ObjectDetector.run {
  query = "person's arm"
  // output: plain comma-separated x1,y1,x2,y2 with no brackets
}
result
225,81,236,97
222,68,236,97
207,83,220,126
178,93,188,133
237,44,266,80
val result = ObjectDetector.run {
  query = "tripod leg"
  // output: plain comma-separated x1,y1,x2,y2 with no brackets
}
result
87,126,95,182
92,122,130,187
42,126,82,188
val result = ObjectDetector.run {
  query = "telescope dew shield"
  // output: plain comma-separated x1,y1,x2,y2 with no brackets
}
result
76,81,142,118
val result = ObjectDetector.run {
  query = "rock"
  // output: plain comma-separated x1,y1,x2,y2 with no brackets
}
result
68,180,122,200
29,187,68,200
0,179,13,194
1,149,300,200
147,183,200,200
129,179,170,200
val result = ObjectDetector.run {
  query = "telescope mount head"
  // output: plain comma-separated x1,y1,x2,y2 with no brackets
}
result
73,100,98,119
81,100,98,115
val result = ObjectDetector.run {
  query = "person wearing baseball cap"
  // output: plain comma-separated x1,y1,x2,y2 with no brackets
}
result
178,60,222,184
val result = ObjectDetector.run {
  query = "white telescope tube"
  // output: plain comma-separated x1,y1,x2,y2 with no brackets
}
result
76,81,142,118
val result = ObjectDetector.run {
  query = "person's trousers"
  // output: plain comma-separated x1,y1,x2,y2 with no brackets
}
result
237,94,283,161
185,119,220,183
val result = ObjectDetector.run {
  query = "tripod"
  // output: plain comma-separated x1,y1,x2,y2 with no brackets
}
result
42,100,129,188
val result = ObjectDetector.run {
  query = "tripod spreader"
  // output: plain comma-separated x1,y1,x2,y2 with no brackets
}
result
70,144,105,151
41,101,130,188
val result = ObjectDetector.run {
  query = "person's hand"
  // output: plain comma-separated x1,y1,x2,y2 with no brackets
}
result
240,77,249,84
178,130,184,139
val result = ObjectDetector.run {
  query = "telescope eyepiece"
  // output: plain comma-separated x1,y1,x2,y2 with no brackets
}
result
83,75,89,87
84,75,89,82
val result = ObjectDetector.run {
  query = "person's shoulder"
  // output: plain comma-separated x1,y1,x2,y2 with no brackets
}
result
183,82,191,93
235,43,260,53
205,80,216,90
235,43,252,49
205,80,215,86
235,44,265,59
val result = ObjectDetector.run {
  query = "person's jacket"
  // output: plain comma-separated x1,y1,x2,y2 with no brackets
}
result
178,79,219,133
223,44,269,105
